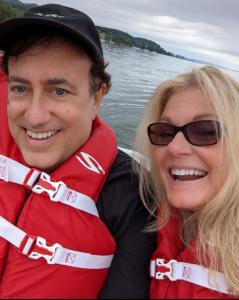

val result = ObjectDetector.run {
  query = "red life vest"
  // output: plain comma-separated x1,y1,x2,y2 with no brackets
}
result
0,66,117,298
150,214,237,299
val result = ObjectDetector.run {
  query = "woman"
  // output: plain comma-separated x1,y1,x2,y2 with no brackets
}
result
134,66,239,298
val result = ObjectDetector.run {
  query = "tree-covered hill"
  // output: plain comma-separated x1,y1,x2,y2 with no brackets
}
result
1,0,37,20
5,0,36,10
97,26,182,58
97,26,135,46
6,0,27,9
0,0,23,20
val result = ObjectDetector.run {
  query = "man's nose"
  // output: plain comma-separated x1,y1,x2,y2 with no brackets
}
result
24,92,50,127
167,132,193,155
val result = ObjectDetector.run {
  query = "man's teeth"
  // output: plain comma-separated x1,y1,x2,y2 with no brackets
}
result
171,169,207,176
27,130,56,139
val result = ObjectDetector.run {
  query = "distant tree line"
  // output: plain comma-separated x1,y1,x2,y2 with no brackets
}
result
97,26,184,59
0,0,24,21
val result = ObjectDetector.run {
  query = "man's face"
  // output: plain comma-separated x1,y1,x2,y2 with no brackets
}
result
7,38,104,171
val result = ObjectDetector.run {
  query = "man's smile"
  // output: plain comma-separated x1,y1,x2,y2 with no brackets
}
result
26,129,59,140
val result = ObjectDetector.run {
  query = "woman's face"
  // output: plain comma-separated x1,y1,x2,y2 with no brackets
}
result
153,87,225,211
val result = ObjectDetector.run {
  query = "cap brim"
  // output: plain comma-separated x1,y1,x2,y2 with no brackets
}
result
0,17,102,61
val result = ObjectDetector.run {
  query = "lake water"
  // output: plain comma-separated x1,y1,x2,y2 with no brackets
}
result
99,42,239,149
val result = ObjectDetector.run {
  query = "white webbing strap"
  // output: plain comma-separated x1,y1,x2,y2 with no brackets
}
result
0,216,113,269
0,155,98,217
0,154,38,185
150,258,230,295
0,216,25,248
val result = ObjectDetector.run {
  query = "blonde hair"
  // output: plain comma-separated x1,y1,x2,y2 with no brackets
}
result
133,66,239,294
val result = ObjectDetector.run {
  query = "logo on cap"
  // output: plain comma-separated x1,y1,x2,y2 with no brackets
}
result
34,12,64,18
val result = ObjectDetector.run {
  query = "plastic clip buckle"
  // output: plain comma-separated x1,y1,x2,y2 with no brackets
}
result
155,258,177,281
32,172,65,201
28,236,62,264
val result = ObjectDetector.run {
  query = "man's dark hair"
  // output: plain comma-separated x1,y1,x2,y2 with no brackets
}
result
1,28,111,95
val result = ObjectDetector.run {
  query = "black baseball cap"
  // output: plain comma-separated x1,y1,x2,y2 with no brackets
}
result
0,4,103,62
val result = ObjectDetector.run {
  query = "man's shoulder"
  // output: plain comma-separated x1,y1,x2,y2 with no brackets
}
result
97,149,146,231
97,147,155,244
104,148,140,186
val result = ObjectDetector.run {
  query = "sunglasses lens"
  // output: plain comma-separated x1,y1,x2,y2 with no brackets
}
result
186,121,220,146
148,123,175,145
148,120,220,146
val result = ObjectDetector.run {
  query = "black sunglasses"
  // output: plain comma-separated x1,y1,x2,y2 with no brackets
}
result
147,120,221,146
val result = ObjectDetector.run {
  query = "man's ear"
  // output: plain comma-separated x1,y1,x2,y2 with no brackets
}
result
92,83,107,119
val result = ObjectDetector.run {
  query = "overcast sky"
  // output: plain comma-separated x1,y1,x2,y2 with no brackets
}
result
21,0,239,70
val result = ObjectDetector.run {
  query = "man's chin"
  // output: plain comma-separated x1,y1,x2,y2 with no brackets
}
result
22,153,60,173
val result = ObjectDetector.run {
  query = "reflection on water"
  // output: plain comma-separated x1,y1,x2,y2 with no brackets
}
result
99,42,239,149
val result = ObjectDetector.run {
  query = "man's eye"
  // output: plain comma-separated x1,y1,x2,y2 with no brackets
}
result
53,88,68,96
10,86,27,94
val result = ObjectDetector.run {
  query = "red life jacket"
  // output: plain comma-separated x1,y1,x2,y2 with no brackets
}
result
0,67,117,298
150,214,237,299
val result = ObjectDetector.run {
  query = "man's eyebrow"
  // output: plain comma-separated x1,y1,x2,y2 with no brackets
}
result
46,78,77,90
8,76,30,84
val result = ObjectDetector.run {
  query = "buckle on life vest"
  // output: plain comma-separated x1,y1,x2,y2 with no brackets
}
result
19,234,62,264
155,258,177,281
32,172,65,201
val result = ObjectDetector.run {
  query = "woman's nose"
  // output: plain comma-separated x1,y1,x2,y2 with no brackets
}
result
167,132,193,155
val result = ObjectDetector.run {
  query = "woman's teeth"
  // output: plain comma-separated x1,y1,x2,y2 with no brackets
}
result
170,168,207,180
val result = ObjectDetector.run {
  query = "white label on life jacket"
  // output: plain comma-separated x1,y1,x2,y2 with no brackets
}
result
0,156,8,181
76,152,105,174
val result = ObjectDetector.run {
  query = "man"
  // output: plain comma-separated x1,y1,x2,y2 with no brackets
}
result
0,4,155,299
